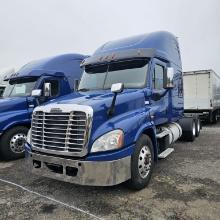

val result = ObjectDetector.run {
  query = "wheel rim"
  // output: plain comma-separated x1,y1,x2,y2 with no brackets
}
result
10,133,27,153
192,122,196,136
197,120,200,133
138,145,152,179
215,114,218,122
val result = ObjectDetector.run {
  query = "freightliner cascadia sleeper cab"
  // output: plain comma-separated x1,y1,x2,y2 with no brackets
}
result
26,31,200,189
0,54,86,160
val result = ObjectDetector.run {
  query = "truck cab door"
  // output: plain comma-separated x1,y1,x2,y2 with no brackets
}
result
150,59,169,125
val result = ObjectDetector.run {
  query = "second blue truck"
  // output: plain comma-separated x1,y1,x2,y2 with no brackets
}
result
0,54,86,160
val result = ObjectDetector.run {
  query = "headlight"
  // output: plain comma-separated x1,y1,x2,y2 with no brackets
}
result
91,129,124,153
27,129,32,144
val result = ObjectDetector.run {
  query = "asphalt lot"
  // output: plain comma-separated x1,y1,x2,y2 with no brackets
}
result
0,123,220,220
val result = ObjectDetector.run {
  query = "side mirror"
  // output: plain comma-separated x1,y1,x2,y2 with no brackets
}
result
164,67,175,89
31,89,42,97
108,83,124,117
111,83,124,93
74,79,79,91
44,82,51,97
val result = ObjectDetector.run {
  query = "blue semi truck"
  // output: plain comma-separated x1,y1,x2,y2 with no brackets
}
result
0,54,86,160
26,31,201,189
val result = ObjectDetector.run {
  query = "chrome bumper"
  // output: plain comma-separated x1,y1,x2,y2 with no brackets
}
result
26,151,131,186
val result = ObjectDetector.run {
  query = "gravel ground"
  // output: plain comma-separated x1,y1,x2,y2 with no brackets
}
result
0,123,219,220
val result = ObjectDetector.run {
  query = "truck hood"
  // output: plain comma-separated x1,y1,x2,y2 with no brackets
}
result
0,97,28,114
45,89,146,111
43,89,146,128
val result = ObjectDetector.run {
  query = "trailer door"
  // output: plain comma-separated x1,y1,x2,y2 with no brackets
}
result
196,73,210,109
184,72,211,110
184,74,197,109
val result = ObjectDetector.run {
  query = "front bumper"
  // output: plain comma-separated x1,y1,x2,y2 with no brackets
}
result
26,149,131,186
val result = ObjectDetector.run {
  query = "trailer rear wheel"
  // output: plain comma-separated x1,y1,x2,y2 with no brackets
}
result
212,111,218,124
195,118,201,137
179,118,196,142
0,126,28,160
127,134,154,190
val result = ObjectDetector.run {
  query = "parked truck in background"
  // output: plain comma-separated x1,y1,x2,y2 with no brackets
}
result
184,70,220,123
0,68,14,97
0,54,86,160
26,31,201,190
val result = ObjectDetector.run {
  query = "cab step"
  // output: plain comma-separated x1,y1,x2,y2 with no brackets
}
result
158,148,174,159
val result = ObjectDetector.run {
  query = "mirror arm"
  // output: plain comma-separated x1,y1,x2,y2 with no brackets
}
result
107,93,117,117
74,79,79,91
35,97,40,106
151,89,169,101
161,89,169,97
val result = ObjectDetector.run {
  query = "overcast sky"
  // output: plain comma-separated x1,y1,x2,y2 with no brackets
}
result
0,0,219,73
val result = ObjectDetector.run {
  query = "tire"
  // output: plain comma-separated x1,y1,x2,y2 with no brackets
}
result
195,118,201,137
0,126,29,160
179,118,196,142
127,134,154,190
212,111,218,124
208,111,218,124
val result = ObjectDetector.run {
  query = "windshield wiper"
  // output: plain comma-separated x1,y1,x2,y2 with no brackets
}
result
78,88,90,92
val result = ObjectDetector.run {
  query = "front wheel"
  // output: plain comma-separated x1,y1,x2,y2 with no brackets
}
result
127,134,154,190
0,126,29,160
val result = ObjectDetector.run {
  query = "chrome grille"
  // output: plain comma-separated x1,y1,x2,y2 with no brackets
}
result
31,110,89,156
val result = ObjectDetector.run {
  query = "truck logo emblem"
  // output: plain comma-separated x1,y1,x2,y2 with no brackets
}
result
50,108,62,113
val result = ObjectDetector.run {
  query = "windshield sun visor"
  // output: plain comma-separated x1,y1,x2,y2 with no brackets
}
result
81,48,156,67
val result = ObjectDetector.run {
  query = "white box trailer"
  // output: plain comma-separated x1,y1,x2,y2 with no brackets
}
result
183,70,220,123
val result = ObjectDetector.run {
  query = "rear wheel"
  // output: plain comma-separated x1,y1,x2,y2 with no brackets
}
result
208,111,218,124
195,118,201,137
0,126,28,160
179,118,196,142
191,121,196,141
127,134,154,190
212,111,218,124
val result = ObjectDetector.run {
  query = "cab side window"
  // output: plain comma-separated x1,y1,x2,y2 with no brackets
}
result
153,64,164,90
44,80,59,97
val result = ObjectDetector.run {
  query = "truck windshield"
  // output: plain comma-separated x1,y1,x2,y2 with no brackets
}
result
3,78,37,98
78,58,149,91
